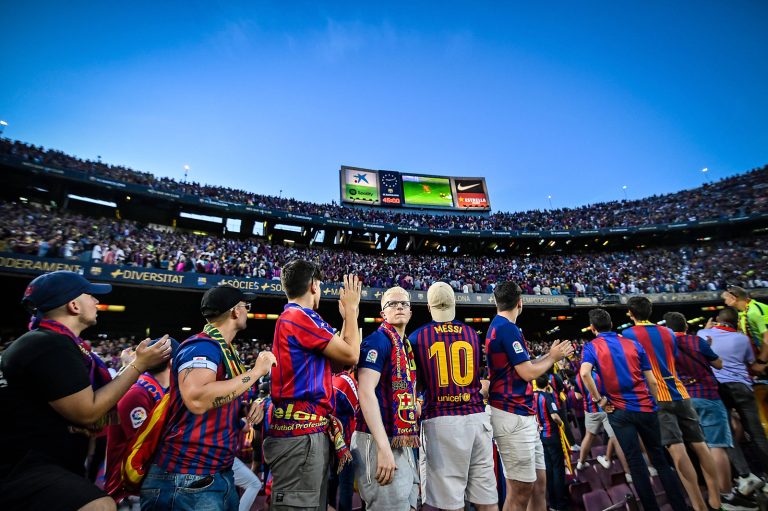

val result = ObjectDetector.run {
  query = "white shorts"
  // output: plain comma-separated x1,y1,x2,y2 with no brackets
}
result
350,431,419,511
585,411,615,437
489,407,545,483
419,413,498,509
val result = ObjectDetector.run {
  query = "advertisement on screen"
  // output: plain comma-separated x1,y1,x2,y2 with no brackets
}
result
452,178,490,209
341,166,380,204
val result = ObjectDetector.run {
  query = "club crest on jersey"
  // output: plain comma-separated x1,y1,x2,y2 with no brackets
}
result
366,350,378,363
396,393,416,425
512,341,524,354
130,407,148,429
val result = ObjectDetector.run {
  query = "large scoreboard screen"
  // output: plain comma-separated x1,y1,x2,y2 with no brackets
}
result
339,166,491,211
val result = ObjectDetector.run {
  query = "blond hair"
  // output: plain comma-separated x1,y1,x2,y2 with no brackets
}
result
381,286,410,309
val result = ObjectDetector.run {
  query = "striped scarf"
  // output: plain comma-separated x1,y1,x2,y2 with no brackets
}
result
379,322,419,448
203,323,245,378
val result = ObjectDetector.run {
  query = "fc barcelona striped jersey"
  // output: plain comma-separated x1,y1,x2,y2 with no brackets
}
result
409,320,486,420
672,333,720,401
270,303,337,437
155,335,240,475
575,370,604,414
581,332,656,412
622,323,689,402
485,315,534,416
534,390,560,439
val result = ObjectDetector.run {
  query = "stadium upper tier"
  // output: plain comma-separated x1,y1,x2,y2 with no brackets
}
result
2,200,765,297
2,138,767,234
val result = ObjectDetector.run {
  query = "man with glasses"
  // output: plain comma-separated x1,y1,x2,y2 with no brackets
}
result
266,260,361,511
353,287,420,511
409,282,498,511
142,285,276,511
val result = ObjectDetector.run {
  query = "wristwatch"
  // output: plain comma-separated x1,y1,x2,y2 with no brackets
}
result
591,395,603,403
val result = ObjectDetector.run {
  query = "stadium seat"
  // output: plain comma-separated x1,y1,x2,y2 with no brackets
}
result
582,488,612,510
576,465,605,492
606,483,639,511
570,480,593,510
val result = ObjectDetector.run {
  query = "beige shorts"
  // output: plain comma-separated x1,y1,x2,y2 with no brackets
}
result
419,413,498,509
489,407,545,483
350,431,419,511
585,411,615,437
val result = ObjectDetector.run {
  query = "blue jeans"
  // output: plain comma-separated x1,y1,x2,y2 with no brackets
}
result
140,464,239,511
607,409,687,511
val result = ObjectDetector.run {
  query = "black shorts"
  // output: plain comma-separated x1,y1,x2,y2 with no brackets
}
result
658,399,705,446
0,453,108,511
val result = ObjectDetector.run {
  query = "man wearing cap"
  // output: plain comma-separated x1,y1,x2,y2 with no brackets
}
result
0,270,171,511
142,285,276,511
353,286,419,511
409,282,498,511
266,260,361,511
104,337,180,508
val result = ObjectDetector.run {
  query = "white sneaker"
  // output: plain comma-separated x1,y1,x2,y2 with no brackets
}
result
736,473,764,496
571,444,581,452
625,473,633,484
648,466,658,477
576,461,590,471
596,455,611,469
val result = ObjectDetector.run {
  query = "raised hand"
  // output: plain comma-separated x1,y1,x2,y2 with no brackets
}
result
133,334,171,372
339,274,361,315
254,350,277,377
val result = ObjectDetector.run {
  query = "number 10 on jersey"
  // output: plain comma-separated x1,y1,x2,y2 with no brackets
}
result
428,341,474,387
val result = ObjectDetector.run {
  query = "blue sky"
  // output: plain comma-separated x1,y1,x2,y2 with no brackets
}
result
1,2,766,213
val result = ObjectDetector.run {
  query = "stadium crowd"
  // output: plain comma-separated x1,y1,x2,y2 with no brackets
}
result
3,267,768,511
1,200,766,297
2,138,767,231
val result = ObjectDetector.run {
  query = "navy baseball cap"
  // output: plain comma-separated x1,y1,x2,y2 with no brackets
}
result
148,336,180,358
22,271,112,313
200,285,257,318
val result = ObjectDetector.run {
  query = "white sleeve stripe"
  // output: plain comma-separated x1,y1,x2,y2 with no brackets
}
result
179,359,218,373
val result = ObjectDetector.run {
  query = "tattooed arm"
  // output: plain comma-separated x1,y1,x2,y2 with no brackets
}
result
179,351,276,415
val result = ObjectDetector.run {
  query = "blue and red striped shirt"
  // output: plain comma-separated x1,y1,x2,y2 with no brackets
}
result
673,333,720,401
485,315,534,416
623,323,689,402
332,372,359,447
534,390,560,439
155,334,240,475
356,328,417,434
575,371,604,414
581,332,656,413
270,303,337,437
409,320,486,420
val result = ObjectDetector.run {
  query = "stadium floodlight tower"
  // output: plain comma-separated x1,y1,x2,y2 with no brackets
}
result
547,194,553,209
622,185,628,200
0,120,7,136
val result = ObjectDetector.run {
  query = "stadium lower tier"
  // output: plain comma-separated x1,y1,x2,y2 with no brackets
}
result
1,200,766,300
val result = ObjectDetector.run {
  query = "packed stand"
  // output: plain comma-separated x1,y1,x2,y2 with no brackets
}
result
2,138,767,232
2,200,767,299
3,262,768,511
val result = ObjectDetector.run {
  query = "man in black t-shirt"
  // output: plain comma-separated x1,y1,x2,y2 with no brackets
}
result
0,271,170,511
